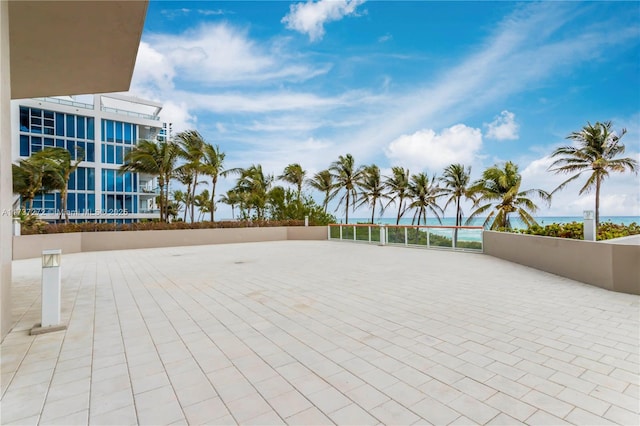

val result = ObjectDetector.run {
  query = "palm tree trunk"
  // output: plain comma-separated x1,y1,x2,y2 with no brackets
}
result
454,196,461,246
345,192,350,224
210,178,217,222
396,199,402,225
595,176,601,233
371,199,376,223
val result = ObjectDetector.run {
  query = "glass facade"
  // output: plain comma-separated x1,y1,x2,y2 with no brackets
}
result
17,104,158,221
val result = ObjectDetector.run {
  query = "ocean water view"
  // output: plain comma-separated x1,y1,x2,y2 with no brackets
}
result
343,216,640,229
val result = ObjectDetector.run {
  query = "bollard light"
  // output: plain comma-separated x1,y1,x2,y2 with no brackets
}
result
13,217,21,236
304,216,309,227
583,210,596,241
31,249,66,334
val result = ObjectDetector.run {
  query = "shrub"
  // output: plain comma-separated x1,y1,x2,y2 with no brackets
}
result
521,221,640,241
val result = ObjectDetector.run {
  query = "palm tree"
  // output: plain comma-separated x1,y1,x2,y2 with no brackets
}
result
234,165,273,220
384,166,411,225
329,154,363,223
194,189,212,221
357,164,387,223
407,172,443,226
12,150,59,211
201,144,239,222
306,170,334,214
171,190,187,220
121,139,178,222
46,147,84,223
279,163,306,200
174,167,195,222
219,189,242,220
439,163,473,244
176,130,206,223
548,121,638,230
468,161,550,230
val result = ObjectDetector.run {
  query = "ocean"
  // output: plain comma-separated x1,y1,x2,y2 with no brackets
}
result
344,216,640,229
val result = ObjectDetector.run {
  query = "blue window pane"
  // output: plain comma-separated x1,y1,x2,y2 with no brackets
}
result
31,145,42,153
66,115,75,137
77,168,86,190
87,194,95,212
31,125,42,134
20,107,29,131
56,113,65,136
124,195,132,213
44,138,54,147
115,146,123,164
124,173,132,192
101,170,106,191
68,171,76,190
55,193,61,212
31,137,42,153
44,194,55,211
87,168,95,190
67,193,75,211
32,197,42,209
116,173,124,192
31,116,41,126
56,139,64,148
20,135,29,156
76,142,85,160
87,118,94,140
124,123,132,143
106,195,115,210
105,120,114,142
132,126,137,143
86,143,95,162
107,170,115,191
77,193,86,212
133,195,138,213
67,141,76,159
115,122,123,143
107,145,114,164
77,117,85,139
32,108,41,116
44,110,54,119
133,173,138,192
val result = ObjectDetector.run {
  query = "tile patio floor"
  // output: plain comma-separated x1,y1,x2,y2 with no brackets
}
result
1,241,639,425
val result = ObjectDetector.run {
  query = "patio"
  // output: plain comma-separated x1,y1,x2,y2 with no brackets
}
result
1,241,638,425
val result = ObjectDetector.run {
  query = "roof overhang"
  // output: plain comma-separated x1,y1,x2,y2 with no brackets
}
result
9,0,148,99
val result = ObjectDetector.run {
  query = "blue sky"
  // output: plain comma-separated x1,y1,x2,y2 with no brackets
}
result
129,0,640,219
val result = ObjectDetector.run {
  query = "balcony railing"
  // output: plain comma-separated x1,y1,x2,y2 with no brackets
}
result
328,224,484,252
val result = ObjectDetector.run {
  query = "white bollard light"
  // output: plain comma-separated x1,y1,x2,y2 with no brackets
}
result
583,210,596,241
305,216,309,227
13,217,20,236
379,225,386,246
31,249,66,334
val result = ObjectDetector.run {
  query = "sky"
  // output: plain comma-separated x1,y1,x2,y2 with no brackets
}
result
127,0,640,220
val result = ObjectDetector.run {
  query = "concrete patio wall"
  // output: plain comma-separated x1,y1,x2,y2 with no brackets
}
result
13,226,327,260
483,231,639,295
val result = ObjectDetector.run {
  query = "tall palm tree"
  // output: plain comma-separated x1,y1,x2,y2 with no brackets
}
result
306,169,334,214
407,172,443,226
174,167,195,222
279,163,307,200
329,154,363,223
357,164,387,223
201,144,239,222
468,161,550,230
46,147,84,223
121,139,178,222
548,121,638,230
384,166,411,225
439,163,473,244
176,130,206,223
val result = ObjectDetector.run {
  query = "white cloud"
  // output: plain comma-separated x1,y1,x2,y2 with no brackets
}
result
131,42,175,92
485,110,519,140
385,124,483,173
378,33,392,43
282,0,366,42
159,101,197,134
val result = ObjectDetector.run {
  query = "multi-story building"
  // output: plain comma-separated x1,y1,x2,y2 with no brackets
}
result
12,93,166,223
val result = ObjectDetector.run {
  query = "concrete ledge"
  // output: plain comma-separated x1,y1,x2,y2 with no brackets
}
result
13,226,327,260
483,231,639,295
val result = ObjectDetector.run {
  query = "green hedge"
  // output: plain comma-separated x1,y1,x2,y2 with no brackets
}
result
521,221,640,241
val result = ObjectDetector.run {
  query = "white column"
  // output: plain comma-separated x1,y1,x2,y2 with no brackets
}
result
1,1,13,341
583,210,596,241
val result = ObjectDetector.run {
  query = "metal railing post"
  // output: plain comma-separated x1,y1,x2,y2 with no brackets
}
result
353,225,356,241
339,225,343,240
368,226,371,243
